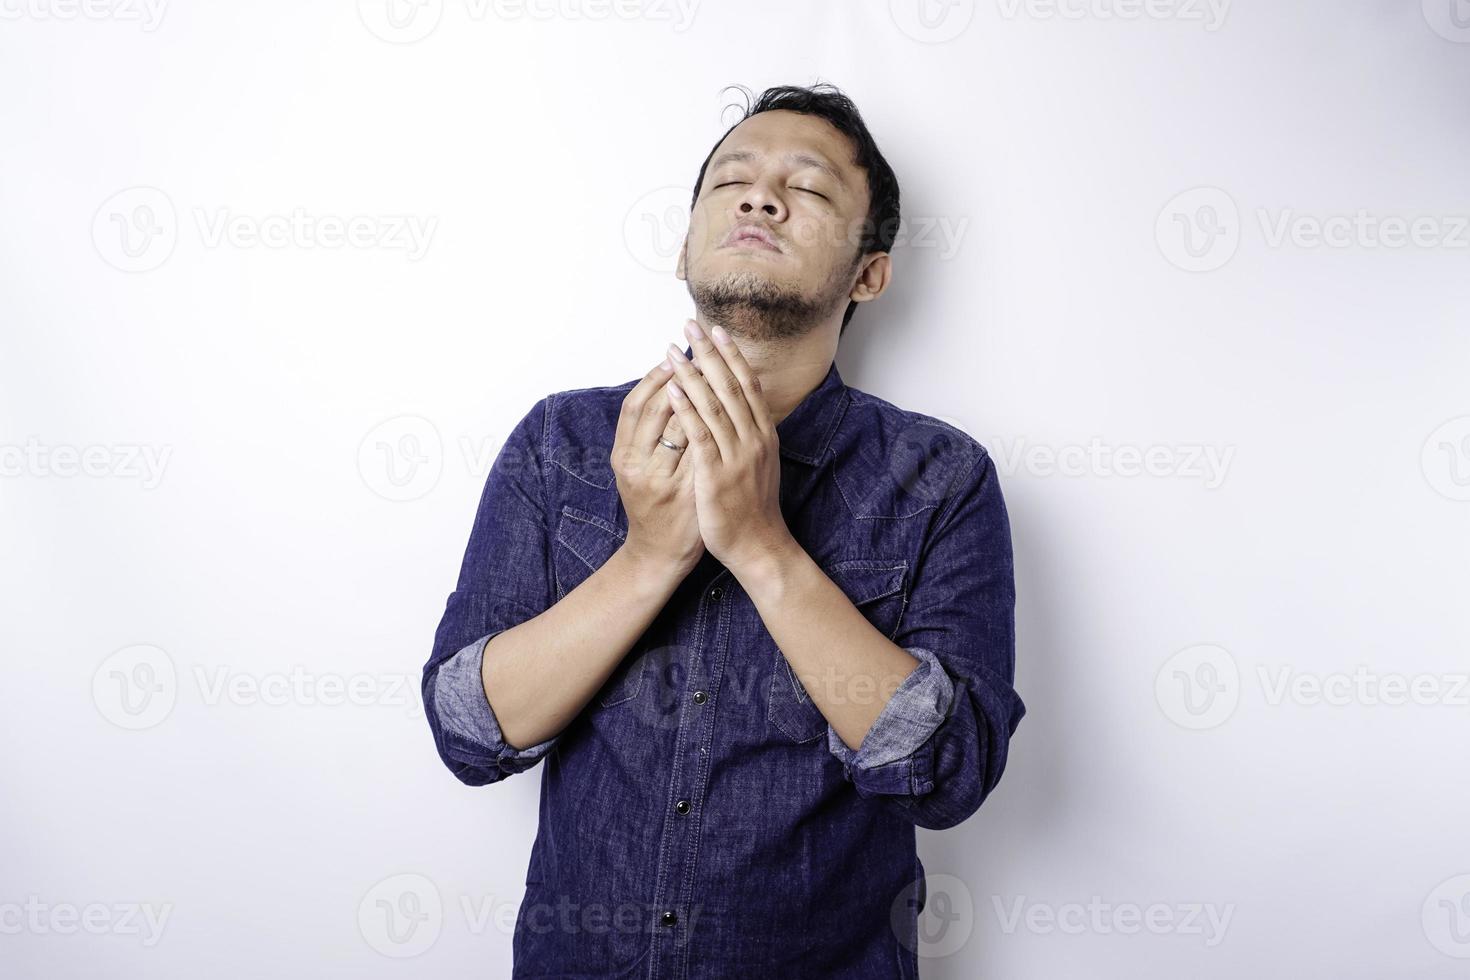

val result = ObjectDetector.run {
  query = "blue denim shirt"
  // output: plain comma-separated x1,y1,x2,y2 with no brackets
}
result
422,349,1025,978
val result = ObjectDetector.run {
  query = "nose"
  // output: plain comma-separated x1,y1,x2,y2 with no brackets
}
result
736,178,786,222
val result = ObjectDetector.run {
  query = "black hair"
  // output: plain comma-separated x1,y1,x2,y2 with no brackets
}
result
689,82,901,337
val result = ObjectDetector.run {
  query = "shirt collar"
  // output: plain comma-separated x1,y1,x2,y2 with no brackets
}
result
680,346,849,466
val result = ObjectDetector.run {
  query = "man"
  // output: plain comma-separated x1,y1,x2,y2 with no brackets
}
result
422,82,1025,977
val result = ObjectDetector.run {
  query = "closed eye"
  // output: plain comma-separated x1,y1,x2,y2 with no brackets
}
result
712,181,826,201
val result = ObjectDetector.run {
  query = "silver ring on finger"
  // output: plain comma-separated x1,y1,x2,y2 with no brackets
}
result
657,436,687,453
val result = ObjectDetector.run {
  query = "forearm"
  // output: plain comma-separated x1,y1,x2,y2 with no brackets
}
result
482,544,688,750
737,542,922,753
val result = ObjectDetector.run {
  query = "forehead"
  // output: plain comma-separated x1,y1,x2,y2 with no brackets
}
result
709,110,863,192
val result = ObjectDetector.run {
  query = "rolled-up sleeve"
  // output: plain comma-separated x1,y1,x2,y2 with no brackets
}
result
430,628,558,771
421,396,561,787
831,446,1025,830
826,646,955,794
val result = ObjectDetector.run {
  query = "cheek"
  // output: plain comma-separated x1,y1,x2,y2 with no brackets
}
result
791,212,850,257
689,212,725,250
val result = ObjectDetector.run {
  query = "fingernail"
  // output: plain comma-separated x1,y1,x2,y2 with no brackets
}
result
684,319,704,340
667,342,685,359
662,355,673,371
710,324,729,345
667,380,686,400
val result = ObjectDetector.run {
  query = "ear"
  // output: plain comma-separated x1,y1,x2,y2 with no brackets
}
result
849,251,892,304
675,237,687,281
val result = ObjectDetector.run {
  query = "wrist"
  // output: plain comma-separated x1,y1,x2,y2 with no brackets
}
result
729,533,808,604
615,540,698,593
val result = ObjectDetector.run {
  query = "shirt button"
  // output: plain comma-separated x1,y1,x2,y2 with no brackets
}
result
709,586,722,601
660,910,678,927
675,799,691,814
693,690,707,704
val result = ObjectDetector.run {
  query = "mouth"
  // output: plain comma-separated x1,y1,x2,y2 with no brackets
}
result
723,226,782,252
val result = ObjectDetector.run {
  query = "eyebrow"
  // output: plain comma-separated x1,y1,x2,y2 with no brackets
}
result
707,149,848,190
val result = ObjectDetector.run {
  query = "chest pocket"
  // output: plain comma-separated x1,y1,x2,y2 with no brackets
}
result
552,505,645,709
767,558,909,743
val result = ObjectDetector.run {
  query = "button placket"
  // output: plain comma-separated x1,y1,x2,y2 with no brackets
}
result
648,571,730,977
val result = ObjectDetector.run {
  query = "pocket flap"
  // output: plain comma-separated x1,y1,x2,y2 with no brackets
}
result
553,506,624,597
822,558,908,606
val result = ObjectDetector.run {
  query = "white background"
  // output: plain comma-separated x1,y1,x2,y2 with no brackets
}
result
3,1,1469,977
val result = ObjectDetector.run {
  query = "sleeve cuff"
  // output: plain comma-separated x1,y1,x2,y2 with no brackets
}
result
433,632,558,763
827,646,955,796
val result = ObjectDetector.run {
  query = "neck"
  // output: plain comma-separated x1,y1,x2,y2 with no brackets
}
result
692,316,838,426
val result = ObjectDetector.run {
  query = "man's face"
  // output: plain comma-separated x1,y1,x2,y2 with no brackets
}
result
677,110,881,341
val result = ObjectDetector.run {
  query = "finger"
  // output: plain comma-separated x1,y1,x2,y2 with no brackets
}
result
704,322,773,432
682,319,756,439
666,341,734,461
631,371,678,458
646,409,688,478
615,357,678,464
665,376,718,474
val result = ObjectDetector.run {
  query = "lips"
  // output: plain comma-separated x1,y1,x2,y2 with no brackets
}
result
724,225,781,252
